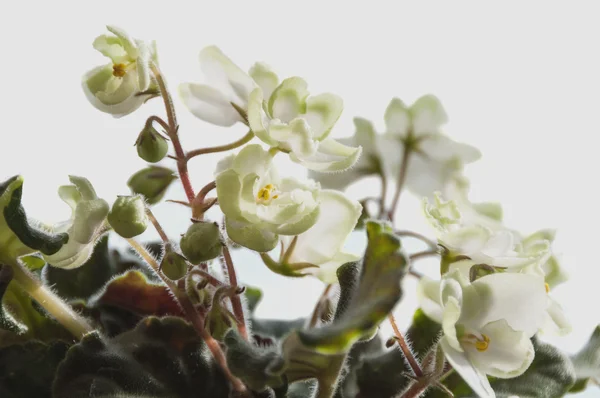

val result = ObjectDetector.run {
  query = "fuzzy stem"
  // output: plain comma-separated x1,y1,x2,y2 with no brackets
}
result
192,180,217,220
222,245,248,340
389,313,423,378
145,207,170,244
125,239,247,394
151,63,195,203
6,259,93,340
186,130,254,161
308,284,333,328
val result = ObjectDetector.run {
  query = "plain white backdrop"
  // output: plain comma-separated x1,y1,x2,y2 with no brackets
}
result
1,2,599,395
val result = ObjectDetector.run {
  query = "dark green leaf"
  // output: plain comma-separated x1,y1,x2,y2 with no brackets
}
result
297,220,408,354
224,329,287,393
42,236,116,300
0,176,68,262
0,340,69,398
53,316,230,398
570,325,600,392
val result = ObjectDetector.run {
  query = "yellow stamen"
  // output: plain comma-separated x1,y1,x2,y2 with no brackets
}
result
112,63,127,77
545,283,550,293
257,184,277,202
474,334,490,352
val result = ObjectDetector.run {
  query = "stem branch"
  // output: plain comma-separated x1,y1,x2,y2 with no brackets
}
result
145,207,170,244
388,144,412,222
222,246,248,340
308,284,333,328
186,131,254,161
389,313,423,378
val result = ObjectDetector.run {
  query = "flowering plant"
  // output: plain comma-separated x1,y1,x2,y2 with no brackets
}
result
0,25,597,398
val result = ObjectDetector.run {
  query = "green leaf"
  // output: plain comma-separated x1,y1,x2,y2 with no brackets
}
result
42,236,116,300
224,329,287,393
0,264,72,343
53,316,230,398
427,338,576,398
0,340,69,398
297,220,408,354
0,176,68,262
570,325,600,392
87,270,184,317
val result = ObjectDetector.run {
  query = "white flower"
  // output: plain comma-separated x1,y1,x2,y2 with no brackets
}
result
43,176,109,269
178,46,271,127
383,95,481,198
418,270,548,398
277,190,362,283
423,193,550,272
82,26,156,117
248,77,362,172
215,144,322,252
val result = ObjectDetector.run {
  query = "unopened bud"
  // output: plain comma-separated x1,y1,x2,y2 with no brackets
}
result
180,221,223,264
135,122,168,163
160,250,188,281
107,195,148,238
127,166,176,205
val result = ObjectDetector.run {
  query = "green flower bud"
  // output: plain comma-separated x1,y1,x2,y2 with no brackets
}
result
160,250,188,281
135,123,169,163
107,195,148,238
180,221,222,264
127,166,177,205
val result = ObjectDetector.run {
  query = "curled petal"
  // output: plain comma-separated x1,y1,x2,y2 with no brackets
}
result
268,77,309,123
106,25,138,59
249,62,279,101
291,138,362,172
92,35,128,63
248,88,277,145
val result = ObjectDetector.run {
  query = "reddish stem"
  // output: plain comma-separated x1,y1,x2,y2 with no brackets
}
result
222,246,248,340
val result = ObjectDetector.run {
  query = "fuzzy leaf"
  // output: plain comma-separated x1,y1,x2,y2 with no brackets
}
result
224,329,287,393
569,325,600,392
0,340,69,398
0,176,68,262
297,220,408,354
87,270,184,317
42,236,116,300
53,316,230,398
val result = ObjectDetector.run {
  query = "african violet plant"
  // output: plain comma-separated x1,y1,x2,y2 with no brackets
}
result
0,25,597,398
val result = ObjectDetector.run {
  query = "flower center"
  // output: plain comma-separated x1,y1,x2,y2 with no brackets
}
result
112,63,128,77
257,184,279,203
463,333,490,352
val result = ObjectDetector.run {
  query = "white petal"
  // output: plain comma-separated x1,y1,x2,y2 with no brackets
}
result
384,98,410,138
442,225,492,255
291,138,362,172
303,93,344,140
106,25,138,59
231,144,273,179
419,135,481,164
199,46,256,107
268,77,309,123
179,83,242,127
481,230,515,258
312,251,361,283
440,337,496,398
541,298,571,336
467,319,535,379
282,118,317,157
92,34,128,63
286,190,361,266
441,288,464,352
469,273,548,336
410,94,448,136
249,62,279,101
247,88,277,145
417,277,443,324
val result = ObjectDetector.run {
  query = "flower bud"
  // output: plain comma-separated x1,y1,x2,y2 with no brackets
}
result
160,250,188,281
127,166,176,205
107,195,148,238
180,221,222,264
135,123,168,163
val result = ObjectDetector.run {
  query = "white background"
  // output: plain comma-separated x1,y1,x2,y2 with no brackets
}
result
1,1,599,396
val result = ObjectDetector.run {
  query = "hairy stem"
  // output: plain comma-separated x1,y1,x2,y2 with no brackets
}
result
308,284,333,328
151,63,195,203
389,313,423,378
6,259,93,340
222,246,248,340
186,130,254,161
126,239,247,393
145,207,170,244
388,144,412,222
192,180,217,220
